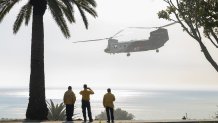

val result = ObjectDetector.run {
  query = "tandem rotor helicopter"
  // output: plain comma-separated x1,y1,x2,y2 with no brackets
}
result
73,22,178,56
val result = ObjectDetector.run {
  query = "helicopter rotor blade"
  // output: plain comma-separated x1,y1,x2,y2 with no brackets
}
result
72,38,109,43
128,21,179,29
159,21,178,28
111,28,126,38
73,29,126,44
128,27,154,29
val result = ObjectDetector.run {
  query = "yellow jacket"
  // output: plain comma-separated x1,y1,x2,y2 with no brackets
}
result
80,89,94,101
103,92,115,108
63,90,76,105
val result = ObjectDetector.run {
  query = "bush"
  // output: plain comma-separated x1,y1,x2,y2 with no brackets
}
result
95,108,135,120
47,100,66,121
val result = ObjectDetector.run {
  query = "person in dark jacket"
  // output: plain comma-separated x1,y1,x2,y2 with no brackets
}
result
103,88,115,123
63,86,76,121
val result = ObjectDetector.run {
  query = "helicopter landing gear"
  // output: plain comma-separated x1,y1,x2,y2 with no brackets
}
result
127,53,130,56
156,49,159,53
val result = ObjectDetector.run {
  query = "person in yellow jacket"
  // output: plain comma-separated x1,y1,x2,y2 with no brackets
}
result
80,84,94,122
63,86,76,121
103,88,115,123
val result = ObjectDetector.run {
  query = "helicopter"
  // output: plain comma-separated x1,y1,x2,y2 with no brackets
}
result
73,22,177,56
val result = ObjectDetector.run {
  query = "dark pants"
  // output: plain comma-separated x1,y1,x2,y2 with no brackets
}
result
106,107,114,122
66,104,74,121
82,100,93,122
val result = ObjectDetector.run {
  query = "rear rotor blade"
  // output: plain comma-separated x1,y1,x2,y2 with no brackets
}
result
128,21,179,29
72,38,109,43
159,21,178,28
111,28,126,38
128,27,154,29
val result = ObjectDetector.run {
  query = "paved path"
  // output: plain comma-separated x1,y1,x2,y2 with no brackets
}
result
1,119,218,123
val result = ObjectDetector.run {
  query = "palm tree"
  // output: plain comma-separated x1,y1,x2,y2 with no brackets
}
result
0,0,97,120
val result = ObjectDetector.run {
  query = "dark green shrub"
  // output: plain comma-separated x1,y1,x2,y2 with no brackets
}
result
95,108,135,120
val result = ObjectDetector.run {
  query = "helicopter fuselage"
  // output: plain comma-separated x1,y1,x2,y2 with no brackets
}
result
104,28,169,55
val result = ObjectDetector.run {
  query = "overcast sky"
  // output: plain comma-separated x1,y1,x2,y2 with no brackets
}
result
0,0,217,90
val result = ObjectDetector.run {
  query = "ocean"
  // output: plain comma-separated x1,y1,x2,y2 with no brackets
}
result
0,88,218,120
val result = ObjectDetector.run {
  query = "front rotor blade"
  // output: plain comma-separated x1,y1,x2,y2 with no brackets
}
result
72,38,109,43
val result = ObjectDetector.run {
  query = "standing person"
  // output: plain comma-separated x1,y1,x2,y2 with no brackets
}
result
80,84,94,122
103,88,115,123
63,86,76,121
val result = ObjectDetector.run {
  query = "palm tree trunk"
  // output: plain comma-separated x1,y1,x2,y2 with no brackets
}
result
26,10,48,120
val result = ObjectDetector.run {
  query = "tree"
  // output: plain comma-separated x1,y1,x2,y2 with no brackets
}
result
0,0,97,120
95,108,135,120
158,0,218,72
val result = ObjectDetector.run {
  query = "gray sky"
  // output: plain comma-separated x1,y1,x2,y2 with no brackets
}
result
0,0,217,90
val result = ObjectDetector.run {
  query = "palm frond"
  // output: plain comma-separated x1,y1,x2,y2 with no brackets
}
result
61,0,73,10
24,3,32,25
47,0,70,38
57,0,75,23
80,3,97,17
78,6,88,29
13,2,32,34
0,0,21,22
72,0,88,29
83,0,97,7
74,0,97,7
